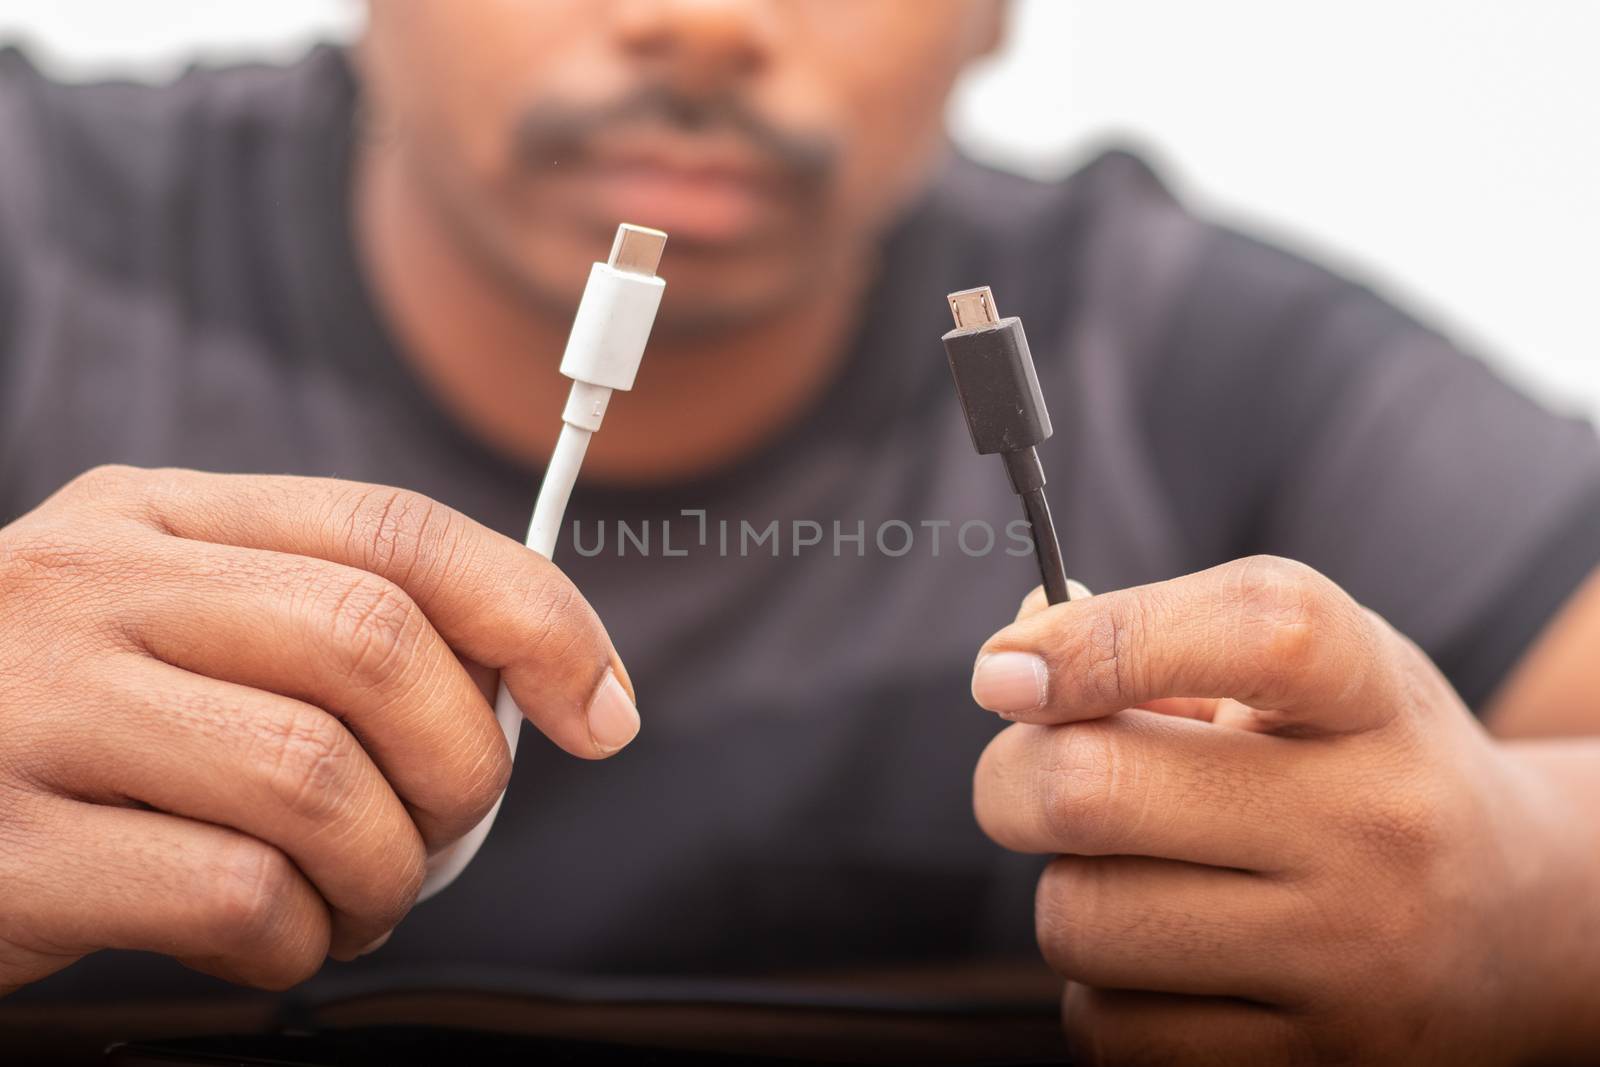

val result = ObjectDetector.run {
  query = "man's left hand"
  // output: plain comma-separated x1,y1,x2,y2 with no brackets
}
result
971,556,1593,1065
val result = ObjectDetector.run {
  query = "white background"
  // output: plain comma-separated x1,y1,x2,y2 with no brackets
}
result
3,0,1595,419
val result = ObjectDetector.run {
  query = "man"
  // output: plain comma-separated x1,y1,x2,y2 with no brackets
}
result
1,1,1598,1062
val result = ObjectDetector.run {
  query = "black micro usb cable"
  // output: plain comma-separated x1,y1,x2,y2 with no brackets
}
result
941,286,1074,605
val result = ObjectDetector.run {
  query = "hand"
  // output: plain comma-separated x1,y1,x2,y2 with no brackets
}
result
0,466,637,994
971,556,1592,1065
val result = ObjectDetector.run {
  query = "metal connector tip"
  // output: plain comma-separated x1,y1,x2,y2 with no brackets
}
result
608,223,668,277
948,286,1000,329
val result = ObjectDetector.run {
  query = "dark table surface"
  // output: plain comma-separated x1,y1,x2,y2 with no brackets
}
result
0,962,1072,1065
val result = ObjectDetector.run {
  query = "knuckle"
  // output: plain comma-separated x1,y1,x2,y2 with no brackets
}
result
256,708,358,823
0,529,101,584
1233,555,1330,697
525,572,581,647
322,573,425,689
1235,555,1322,631
343,486,459,590
384,844,429,923
425,737,513,841
204,841,325,990
1353,778,1452,869
350,829,427,935
56,465,170,528
62,463,142,499
513,568,603,667
4,473,169,602
205,840,302,950
1039,724,1122,853
1077,599,1141,708
459,743,514,825
0,529,121,637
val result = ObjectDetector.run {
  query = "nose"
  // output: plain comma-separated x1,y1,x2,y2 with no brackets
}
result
614,0,776,93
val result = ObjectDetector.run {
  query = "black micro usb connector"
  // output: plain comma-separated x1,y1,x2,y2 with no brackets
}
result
941,286,1072,605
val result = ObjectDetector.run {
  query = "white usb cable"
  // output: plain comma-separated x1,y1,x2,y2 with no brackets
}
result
418,223,667,902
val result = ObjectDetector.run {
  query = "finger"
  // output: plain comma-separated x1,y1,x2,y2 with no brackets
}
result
1,797,331,991
1136,696,1223,721
1036,855,1309,1003
127,469,638,758
1137,698,1290,734
1014,580,1093,624
1015,586,1050,622
1063,985,1303,1067
973,710,1314,871
974,555,1396,734
29,655,425,958
118,534,513,845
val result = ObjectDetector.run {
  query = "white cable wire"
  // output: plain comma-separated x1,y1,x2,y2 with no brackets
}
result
528,422,594,558
417,225,666,902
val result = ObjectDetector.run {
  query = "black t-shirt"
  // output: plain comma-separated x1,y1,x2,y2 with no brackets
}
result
4,46,1600,999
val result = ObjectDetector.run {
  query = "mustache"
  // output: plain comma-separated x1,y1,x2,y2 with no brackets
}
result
513,83,838,186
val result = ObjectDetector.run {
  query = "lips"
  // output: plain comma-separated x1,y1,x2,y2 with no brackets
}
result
537,126,801,245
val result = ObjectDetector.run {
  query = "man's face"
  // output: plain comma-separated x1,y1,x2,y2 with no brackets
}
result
359,1,1001,333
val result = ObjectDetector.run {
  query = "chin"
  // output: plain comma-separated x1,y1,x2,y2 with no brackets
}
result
653,253,819,336
498,206,826,335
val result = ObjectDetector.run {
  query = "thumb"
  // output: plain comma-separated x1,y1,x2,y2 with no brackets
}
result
975,557,1399,735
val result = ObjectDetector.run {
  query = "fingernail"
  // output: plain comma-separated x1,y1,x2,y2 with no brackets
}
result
971,652,1049,715
587,669,641,754
356,930,392,957
1066,579,1093,601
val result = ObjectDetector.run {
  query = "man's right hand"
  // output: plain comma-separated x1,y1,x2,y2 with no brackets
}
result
0,465,637,994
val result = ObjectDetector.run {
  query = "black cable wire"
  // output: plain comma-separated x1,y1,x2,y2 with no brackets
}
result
1001,446,1071,606
1019,486,1070,605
